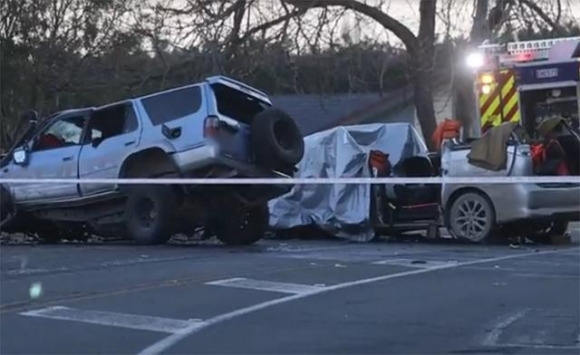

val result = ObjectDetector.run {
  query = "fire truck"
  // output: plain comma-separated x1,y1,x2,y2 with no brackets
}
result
468,36,580,137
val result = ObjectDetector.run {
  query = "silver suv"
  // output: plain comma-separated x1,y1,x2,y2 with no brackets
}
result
0,76,305,245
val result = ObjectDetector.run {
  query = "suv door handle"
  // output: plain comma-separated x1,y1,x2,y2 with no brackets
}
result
124,141,135,146
62,156,73,162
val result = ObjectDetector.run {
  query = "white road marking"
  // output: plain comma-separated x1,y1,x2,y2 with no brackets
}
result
20,306,202,334
138,247,577,355
5,268,55,276
511,273,579,279
372,259,459,269
206,278,323,294
482,308,530,346
500,343,580,350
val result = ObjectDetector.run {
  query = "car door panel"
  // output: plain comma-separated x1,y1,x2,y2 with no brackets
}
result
78,102,142,196
7,114,87,205
136,85,207,153
10,146,82,204
78,135,140,196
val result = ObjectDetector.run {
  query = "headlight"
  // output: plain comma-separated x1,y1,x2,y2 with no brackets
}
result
466,52,484,68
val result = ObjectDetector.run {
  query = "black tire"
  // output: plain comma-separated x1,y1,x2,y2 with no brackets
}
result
0,185,14,229
125,185,177,245
251,108,304,170
214,202,269,246
446,192,496,244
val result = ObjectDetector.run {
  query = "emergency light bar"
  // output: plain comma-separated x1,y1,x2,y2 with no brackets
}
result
475,36,580,67
506,36,580,55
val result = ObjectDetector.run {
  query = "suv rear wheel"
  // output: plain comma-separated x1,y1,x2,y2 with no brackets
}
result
214,201,269,246
125,185,177,245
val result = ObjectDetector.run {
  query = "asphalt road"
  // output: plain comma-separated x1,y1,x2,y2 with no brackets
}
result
1,235,579,355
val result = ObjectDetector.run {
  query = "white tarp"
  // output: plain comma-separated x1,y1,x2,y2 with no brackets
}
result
268,123,429,242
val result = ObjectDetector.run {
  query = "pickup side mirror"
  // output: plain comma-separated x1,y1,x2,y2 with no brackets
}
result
13,147,29,166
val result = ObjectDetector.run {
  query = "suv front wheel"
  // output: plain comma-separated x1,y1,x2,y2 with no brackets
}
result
125,185,177,245
214,201,269,246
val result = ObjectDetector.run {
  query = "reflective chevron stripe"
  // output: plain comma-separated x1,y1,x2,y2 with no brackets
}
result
478,69,521,133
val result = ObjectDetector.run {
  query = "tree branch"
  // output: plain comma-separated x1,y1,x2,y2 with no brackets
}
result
238,8,306,43
283,0,419,54
518,0,564,34
470,0,490,42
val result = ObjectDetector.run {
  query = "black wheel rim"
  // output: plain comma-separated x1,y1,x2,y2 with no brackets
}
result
136,198,157,228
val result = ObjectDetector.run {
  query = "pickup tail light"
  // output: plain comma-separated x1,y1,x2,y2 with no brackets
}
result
204,115,220,137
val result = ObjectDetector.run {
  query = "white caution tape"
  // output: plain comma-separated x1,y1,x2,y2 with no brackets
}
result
0,177,578,185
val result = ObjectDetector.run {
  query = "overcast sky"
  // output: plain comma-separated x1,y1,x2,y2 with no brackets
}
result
331,0,580,45
164,0,579,49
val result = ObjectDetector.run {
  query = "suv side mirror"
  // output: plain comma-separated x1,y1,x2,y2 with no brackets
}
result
13,147,29,166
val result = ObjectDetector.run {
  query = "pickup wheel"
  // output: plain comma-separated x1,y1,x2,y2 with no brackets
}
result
125,185,177,245
251,108,304,171
446,192,496,244
214,202,269,246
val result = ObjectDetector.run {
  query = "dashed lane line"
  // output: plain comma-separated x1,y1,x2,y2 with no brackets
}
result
206,278,324,294
371,259,459,268
20,306,202,334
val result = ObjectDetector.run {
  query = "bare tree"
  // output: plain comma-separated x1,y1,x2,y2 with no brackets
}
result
279,0,438,147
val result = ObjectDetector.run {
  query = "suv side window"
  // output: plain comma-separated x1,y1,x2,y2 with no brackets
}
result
141,86,202,125
32,115,87,152
88,103,138,142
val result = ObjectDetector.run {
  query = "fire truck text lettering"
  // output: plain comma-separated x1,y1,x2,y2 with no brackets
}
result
535,68,558,79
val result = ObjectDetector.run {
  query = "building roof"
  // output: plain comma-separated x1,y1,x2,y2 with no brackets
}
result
270,93,388,136
271,87,413,136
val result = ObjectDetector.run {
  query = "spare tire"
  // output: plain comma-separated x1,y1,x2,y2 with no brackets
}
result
251,108,304,170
